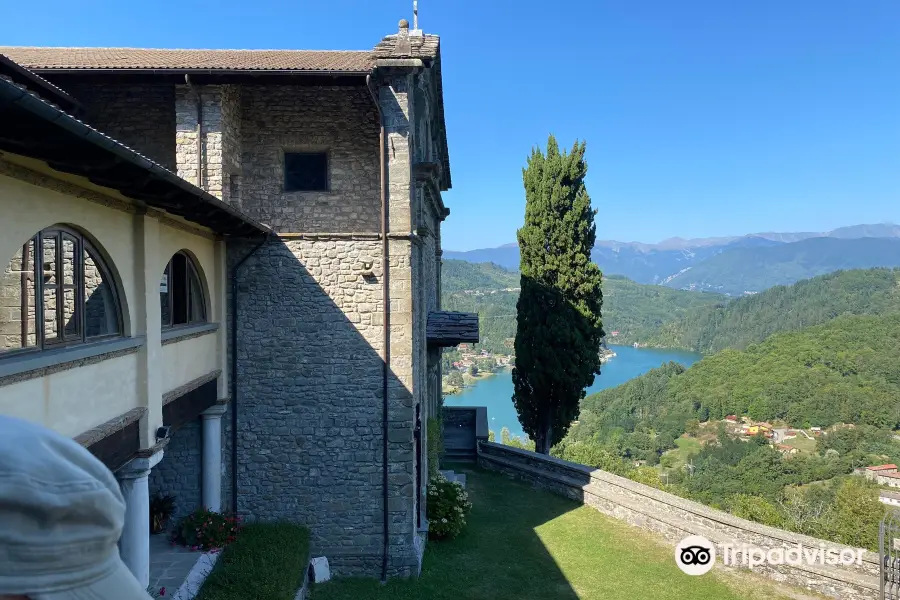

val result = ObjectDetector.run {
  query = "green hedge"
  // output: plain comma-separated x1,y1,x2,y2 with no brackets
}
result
196,523,310,600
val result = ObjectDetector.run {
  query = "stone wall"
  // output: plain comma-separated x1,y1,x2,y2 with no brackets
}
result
175,84,242,205
478,442,880,600
239,86,380,232
58,82,177,171
225,237,421,576
150,418,202,527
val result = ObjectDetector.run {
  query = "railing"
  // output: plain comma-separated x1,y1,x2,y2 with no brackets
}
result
881,511,900,599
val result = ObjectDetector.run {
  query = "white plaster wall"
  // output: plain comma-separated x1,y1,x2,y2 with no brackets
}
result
161,333,218,394
0,168,225,445
0,352,139,438
0,174,138,334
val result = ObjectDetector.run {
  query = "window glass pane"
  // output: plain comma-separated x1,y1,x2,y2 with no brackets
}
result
42,235,59,343
0,239,37,352
160,262,171,327
61,236,79,340
62,236,76,286
63,288,78,337
171,254,188,325
284,152,328,191
84,247,120,338
188,264,206,323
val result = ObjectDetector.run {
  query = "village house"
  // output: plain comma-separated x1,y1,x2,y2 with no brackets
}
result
0,18,477,587
881,490,900,507
866,464,899,485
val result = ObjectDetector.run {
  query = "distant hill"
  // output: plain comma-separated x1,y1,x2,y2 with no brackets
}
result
643,268,900,354
663,237,900,295
569,312,900,445
441,260,519,294
440,260,722,351
444,223,900,287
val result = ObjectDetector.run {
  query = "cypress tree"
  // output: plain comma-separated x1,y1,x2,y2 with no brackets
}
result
512,135,604,454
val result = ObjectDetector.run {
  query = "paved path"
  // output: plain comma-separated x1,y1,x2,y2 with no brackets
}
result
149,534,203,596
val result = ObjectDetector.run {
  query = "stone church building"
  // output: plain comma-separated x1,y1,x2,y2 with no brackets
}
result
0,19,475,585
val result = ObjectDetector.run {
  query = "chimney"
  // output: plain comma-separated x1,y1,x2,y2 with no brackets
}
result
396,19,411,54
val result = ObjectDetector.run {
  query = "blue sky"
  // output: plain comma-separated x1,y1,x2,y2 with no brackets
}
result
6,1,899,250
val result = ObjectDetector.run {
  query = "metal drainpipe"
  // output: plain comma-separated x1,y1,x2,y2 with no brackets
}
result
230,234,269,515
184,75,203,189
366,73,391,583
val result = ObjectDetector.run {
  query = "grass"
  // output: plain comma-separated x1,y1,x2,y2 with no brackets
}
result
782,435,817,454
312,467,808,600
661,435,702,471
196,523,310,600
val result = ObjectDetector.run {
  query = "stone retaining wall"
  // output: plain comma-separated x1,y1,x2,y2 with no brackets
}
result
478,442,880,600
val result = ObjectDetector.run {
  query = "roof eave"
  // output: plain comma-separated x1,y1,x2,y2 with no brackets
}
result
0,75,270,238
27,67,373,77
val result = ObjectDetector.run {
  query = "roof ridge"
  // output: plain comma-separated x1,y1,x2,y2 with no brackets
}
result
0,46,372,53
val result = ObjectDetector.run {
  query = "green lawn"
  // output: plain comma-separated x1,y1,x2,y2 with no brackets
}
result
782,435,817,454
661,435,702,471
312,467,805,600
197,523,309,600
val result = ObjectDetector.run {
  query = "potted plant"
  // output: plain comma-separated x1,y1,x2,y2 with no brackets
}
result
150,494,176,534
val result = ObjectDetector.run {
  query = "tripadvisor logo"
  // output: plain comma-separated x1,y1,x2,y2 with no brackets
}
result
674,535,866,575
675,535,716,576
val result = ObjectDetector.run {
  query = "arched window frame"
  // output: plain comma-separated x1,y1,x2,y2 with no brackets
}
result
1,226,124,357
160,251,207,329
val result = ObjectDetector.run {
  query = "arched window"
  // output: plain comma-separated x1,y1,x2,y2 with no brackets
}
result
160,252,206,328
0,226,122,355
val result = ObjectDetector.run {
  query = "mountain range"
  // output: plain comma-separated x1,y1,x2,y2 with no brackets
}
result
444,223,900,295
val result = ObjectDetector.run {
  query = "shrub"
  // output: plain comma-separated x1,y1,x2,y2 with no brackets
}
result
554,440,632,476
427,473,472,540
426,417,443,477
196,523,309,600
150,494,176,534
629,466,665,490
728,494,783,527
174,508,241,551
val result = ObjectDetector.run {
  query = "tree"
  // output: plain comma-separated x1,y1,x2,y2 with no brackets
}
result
446,370,464,388
512,135,604,454
685,419,701,436
468,364,479,377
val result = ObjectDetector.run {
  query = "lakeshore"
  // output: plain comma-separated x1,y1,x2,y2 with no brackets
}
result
444,345,702,440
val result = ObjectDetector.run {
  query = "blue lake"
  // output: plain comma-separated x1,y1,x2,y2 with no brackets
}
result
444,345,702,440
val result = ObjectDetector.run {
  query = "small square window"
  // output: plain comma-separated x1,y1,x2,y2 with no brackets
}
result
284,152,328,192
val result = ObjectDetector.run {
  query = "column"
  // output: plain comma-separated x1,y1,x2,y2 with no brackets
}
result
117,451,164,587
201,404,227,512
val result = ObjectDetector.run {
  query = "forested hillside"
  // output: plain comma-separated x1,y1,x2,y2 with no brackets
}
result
441,260,519,293
643,268,900,353
558,313,900,551
664,237,900,295
568,313,900,448
440,260,722,351
601,275,722,344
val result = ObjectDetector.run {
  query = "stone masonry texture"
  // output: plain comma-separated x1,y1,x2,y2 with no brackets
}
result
150,418,202,527
226,238,394,572
240,86,380,232
56,81,177,171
